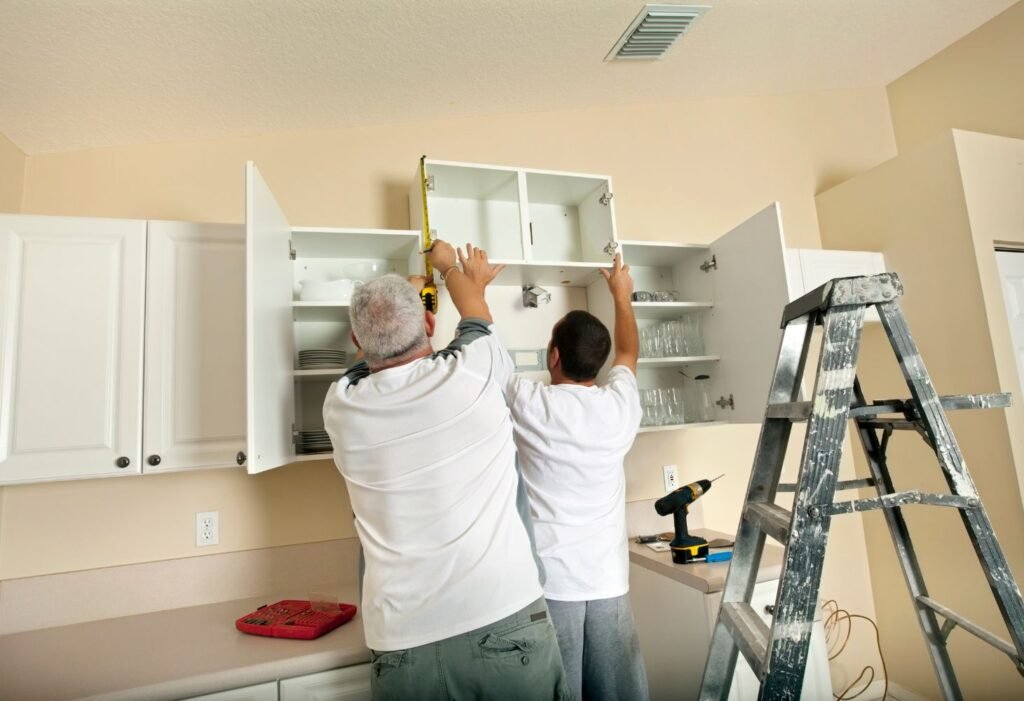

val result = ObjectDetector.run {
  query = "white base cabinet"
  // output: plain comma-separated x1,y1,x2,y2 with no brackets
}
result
279,664,372,701
631,564,832,701
186,681,280,701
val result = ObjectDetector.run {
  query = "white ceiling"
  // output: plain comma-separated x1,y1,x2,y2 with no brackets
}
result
0,0,1017,154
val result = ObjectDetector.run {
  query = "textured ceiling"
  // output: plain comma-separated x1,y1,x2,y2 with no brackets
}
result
0,0,1017,154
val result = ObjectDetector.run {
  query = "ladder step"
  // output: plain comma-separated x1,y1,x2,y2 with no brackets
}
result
821,490,977,517
916,596,1022,663
766,393,1011,423
744,502,793,545
720,603,769,679
778,478,875,493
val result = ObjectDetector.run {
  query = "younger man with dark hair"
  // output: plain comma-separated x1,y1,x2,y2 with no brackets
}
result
505,254,648,701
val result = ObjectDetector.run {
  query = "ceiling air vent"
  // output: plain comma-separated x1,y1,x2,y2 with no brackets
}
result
606,4,708,61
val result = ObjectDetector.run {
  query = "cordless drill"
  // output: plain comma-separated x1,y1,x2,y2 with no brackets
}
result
654,475,722,564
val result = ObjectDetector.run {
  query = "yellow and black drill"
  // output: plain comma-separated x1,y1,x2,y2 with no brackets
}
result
654,474,723,564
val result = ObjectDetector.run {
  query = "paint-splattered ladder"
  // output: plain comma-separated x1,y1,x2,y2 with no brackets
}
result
699,272,1024,701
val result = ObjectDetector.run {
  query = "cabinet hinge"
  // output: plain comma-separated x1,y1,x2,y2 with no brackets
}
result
599,191,613,206
700,255,717,273
716,394,735,411
289,243,296,260
425,174,435,192
603,240,619,257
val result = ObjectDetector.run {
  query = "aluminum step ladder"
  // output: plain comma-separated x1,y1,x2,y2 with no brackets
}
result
699,272,1024,700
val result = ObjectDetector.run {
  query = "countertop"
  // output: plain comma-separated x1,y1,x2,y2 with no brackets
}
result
0,586,369,701
628,528,784,593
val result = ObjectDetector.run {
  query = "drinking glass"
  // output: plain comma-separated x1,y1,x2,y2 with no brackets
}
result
666,387,685,424
681,314,705,356
652,389,669,426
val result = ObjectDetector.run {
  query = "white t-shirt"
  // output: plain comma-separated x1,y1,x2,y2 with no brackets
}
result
323,320,543,651
506,366,642,601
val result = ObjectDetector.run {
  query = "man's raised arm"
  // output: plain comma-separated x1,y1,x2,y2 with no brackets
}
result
428,241,505,323
600,253,639,373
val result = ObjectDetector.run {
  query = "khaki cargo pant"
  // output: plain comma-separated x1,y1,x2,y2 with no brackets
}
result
369,597,572,700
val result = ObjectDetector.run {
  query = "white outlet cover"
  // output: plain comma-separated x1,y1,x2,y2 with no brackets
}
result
196,511,220,547
662,464,679,493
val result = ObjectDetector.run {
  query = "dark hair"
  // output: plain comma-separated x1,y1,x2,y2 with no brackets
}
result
551,310,612,382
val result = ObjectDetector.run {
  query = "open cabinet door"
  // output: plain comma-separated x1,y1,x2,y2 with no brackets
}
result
245,162,296,473
705,203,792,424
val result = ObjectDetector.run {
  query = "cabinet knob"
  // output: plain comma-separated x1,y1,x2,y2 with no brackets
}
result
115,456,131,469
236,451,247,466
147,455,161,466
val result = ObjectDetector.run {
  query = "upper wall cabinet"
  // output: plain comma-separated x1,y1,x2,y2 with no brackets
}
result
144,221,247,472
605,204,793,425
245,162,421,472
0,215,147,483
409,158,616,286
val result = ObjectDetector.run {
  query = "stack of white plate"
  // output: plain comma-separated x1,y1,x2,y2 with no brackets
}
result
297,430,332,455
298,349,347,369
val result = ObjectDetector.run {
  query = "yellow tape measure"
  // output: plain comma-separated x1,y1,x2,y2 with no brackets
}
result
418,155,438,313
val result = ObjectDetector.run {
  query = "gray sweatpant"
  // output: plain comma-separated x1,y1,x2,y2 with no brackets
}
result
546,594,650,701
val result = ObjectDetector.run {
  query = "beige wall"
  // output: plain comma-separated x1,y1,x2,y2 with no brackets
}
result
887,0,1024,153
3,86,898,689
0,131,25,213
817,131,1024,699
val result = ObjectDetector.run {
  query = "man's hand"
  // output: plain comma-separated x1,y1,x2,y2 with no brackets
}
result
600,253,633,302
407,275,431,293
427,240,457,274
457,244,506,288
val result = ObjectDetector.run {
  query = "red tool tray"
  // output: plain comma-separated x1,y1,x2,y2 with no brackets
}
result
235,599,357,640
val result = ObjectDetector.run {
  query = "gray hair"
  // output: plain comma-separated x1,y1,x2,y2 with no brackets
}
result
349,274,428,367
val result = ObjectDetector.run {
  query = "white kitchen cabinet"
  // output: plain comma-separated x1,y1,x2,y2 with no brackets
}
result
409,159,793,429
0,214,147,484
615,204,793,425
144,221,247,472
244,162,421,472
279,664,372,701
409,158,617,285
185,681,279,701
631,564,831,701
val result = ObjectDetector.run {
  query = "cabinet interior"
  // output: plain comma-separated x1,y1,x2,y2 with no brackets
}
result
290,228,420,458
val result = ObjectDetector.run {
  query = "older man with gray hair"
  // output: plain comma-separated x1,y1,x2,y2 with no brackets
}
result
323,241,570,701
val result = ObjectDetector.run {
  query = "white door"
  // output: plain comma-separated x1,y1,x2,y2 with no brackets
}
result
705,203,792,424
0,215,146,484
245,162,296,473
144,221,247,472
279,664,372,701
996,249,1024,408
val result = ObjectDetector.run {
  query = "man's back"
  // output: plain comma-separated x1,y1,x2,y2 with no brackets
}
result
325,325,542,651
507,366,641,601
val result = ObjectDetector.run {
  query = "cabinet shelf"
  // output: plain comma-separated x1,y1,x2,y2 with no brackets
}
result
486,261,613,287
637,421,727,434
637,355,720,369
632,302,713,319
293,302,350,322
620,240,710,267
290,227,420,259
294,368,347,381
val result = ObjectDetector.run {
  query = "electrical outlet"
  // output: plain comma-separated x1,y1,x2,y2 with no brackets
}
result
663,464,679,492
196,511,219,547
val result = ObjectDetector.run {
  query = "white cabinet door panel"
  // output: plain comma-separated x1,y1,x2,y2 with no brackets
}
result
279,664,372,701
144,221,246,472
0,215,146,484
706,203,792,424
245,162,296,473
185,681,278,701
